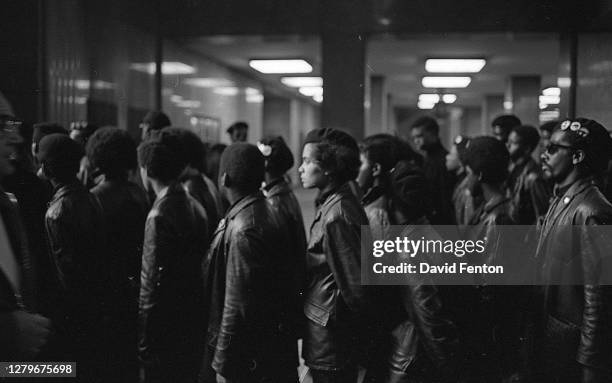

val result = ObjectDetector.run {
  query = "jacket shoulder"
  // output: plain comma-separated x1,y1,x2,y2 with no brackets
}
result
573,187,612,224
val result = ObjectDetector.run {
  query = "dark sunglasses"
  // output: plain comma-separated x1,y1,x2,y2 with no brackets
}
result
544,142,574,155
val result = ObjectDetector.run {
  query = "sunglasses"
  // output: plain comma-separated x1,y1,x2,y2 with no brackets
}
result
544,142,574,155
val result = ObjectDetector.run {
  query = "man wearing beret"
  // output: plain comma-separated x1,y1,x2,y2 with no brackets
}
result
200,143,297,383
536,118,612,383
40,133,110,382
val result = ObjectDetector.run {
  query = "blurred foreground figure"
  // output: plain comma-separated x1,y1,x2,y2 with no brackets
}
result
536,118,612,383
137,139,208,383
200,143,298,383
87,127,149,382
298,128,370,383
40,134,110,382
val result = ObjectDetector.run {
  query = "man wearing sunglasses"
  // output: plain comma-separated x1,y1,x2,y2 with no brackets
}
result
536,118,612,383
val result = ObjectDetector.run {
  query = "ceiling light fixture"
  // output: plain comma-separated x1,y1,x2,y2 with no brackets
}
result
313,94,323,103
249,59,312,74
299,86,323,97
425,59,486,73
542,87,561,97
422,76,471,88
130,62,196,75
280,77,323,87
214,87,240,96
418,94,457,104
417,101,436,110
184,78,235,88
539,95,560,105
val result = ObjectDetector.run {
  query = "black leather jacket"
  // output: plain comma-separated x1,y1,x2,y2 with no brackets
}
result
361,185,391,241
303,183,370,370
45,182,108,325
183,174,218,237
508,157,552,224
536,177,612,377
91,178,149,309
138,183,208,376
202,192,297,381
263,178,307,337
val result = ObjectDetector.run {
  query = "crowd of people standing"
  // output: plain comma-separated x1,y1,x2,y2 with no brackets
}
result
0,109,612,383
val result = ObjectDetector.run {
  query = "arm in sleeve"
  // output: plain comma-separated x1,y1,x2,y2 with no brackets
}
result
45,210,79,291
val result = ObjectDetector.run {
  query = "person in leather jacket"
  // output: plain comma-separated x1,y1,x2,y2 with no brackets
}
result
298,128,370,383
536,118,612,383
86,127,149,382
40,134,110,381
258,136,307,342
200,143,298,383
506,125,552,224
137,139,209,383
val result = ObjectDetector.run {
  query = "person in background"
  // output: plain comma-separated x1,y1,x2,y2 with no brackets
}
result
0,117,51,360
536,118,612,383
258,135,307,347
506,125,552,224
537,120,557,160
31,122,68,170
446,135,479,225
140,110,171,141
158,127,220,236
1,116,53,313
226,121,248,143
491,114,522,144
200,143,297,383
69,121,100,188
40,134,110,382
298,128,370,383
86,127,149,383
410,116,454,224
137,139,208,383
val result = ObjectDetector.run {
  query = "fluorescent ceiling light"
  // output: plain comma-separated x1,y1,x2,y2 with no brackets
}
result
176,100,201,108
542,87,561,97
249,59,312,74
170,95,183,103
281,76,323,87
418,93,457,104
214,87,240,96
539,95,560,105
417,101,435,110
313,94,323,103
130,62,196,75
422,76,471,88
299,86,323,97
539,102,549,110
246,94,264,103
75,80,90,90
557,77,571,88
184,78,234,88
245,87,261,96
442,94,457,103
425,59,486,73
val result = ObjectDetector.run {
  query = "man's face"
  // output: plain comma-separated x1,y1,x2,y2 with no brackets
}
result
541,130,575,183
539,130,551,152
230,128,247,143
140,122,151,141
411,127,425,151
298,143,328,189
506,131,524,162
492,125,509,143
357,152,374,191
0,132,17,178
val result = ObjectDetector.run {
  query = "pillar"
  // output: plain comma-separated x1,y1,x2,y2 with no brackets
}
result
481,94,504,134
505,75,541,127
367,75,387,136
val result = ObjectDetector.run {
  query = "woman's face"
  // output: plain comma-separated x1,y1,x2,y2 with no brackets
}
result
445,144,461,171
299,143,329,189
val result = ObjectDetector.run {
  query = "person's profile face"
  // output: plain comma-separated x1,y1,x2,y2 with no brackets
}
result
492,125,508,143
541,130,575,182
411,127,425,151
356,152,374,191
230,127,247,143
506,131,523,161
445,145,461,171
298,143,328,190
0,133,16,178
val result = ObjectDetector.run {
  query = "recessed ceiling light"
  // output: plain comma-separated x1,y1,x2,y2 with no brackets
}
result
246,94,264,103
418,94,440,103
442,94,457,103
130,62,196,75
249,59,312,74
299,86,323,97
542,87,561,97
313,94,323,103
422,76,471,88
425,59,486,73
539,95,560,105
417,101,436,110
184,78,234,88
280,77,323,87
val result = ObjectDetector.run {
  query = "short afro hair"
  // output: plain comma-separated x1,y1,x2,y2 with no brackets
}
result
303,128,360,184
258,135,294,175
227,121,248,134
464,136,509,184
158,127,205,172
511,125,540,152
86,127,137,179
491,114,522,135
410,116,439,136
142,110,171,132
137,140,184,184
38,133,84,183
219,143,264,192
360,134,404,173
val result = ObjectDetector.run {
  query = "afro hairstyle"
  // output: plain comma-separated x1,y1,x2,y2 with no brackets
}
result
86,127,137,179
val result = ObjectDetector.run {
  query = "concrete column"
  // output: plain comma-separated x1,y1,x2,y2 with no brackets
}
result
505,75,541,126
367,75,387,136
481,94,504,134
321,32,366,140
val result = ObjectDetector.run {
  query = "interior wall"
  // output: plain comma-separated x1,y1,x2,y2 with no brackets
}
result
576,33,612,128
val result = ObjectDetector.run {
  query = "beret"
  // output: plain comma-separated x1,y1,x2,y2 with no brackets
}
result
220,142,264,188
303,128,359,152
258,135,294,174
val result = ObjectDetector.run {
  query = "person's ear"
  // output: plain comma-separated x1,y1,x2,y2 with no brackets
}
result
39,162,50,180
572,150,585,165
220,172,231,188
372,163,382,177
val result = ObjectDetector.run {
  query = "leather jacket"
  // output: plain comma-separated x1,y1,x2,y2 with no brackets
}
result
361,185,391,241
183,174,218,237
201,192,297,382
263,178,307,338
303,183,370,371
508,157,552,224
91,178,149,309
536,177,612,376
138,183,208,378
45,182,109,324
